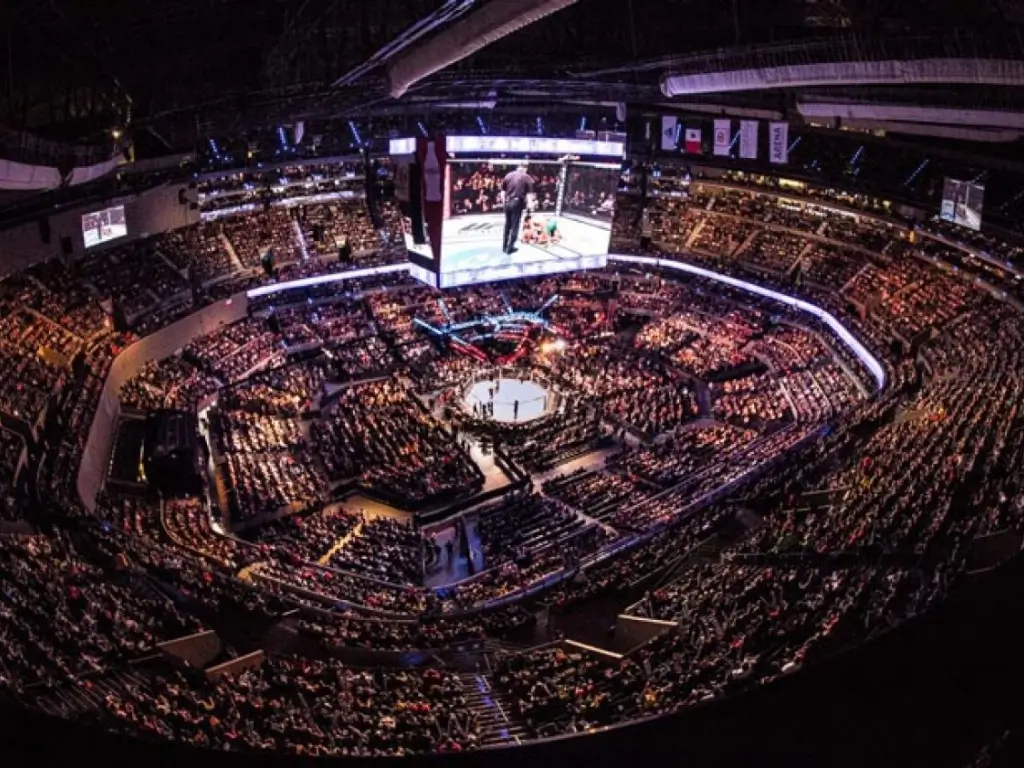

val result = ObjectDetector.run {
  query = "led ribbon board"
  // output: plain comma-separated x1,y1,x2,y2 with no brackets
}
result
390,136,625,158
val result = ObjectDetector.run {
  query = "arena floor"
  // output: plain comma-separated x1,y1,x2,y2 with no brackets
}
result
465,377,550,423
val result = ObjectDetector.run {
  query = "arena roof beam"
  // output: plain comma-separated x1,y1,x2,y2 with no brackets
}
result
387,0,581,98
661,59,1024,97
834,119,1022,143
332,0,479,88
655,102,785,121
797,101,1024,130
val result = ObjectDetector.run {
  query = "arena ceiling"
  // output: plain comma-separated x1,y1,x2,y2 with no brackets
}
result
2,0,1024,150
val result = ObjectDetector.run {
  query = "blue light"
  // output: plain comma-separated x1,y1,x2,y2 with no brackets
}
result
476,116,487,135
417,121,428,137
904,158,929,187
348,120,363,146
579,116,587,131
536,117,544,135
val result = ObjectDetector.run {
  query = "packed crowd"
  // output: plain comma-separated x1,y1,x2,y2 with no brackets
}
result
0,533,204,691
152,222,238,283
311,379,483,506
299,200,380,257
120,356,221,411
328,517,423,585
77,240,190,318
0,428,28,522
489,275,1024,741
244,506,361,563
92,656,482,756
455,394,605,473
2,171,1024,762
220,207,304,268
449,164,560,217
475,494,606,569
223,453,323,522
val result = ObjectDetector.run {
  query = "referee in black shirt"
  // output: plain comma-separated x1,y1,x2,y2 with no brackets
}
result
500,163,535,254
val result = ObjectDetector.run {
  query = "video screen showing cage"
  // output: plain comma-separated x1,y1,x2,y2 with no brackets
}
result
82,205,128,248
438,159,614,288
562,162,619,223
940,178,985,231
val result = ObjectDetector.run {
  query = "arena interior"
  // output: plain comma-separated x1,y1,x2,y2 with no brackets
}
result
3,2,1024,766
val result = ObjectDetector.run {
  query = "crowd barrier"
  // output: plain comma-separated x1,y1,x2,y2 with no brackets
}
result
156,630,223,670
415,478,530,528
613,615,678,653
205,650,265,681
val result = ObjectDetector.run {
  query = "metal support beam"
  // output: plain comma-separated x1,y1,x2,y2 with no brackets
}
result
662,58,1024,97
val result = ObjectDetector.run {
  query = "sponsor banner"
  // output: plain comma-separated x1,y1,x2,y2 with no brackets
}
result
769,121,789,164
661,116,678,151
740,120,759,160
684,127,702,154
713,120,731,156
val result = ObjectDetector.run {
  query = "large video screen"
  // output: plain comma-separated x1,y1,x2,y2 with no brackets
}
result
939,178,984,231
438,159,618,288
82,205,128,248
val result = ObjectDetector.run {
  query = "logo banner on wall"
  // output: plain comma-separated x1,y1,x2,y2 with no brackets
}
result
713,120,731,157
769,122,789,164
417,135,446,265
684,127,702,154
740,120,759,160
661,116,679,151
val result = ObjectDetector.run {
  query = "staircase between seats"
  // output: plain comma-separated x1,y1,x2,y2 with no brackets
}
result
457,673,532,747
